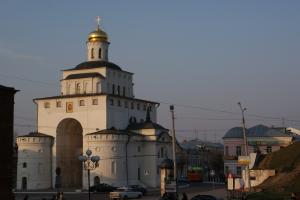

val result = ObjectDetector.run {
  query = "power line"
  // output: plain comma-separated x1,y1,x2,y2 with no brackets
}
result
0,73,57,86
3,72,300,124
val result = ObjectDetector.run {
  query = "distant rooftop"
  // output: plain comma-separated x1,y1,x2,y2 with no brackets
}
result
223,124,291,139
180,139,223,150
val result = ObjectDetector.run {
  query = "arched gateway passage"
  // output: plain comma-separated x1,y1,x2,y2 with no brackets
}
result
56,118,83,188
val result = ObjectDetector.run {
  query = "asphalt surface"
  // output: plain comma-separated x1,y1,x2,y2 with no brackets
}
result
15,182,226,200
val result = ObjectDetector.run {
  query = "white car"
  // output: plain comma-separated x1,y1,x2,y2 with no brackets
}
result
109,187,143,199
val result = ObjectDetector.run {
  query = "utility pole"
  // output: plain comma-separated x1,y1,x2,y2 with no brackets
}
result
170,105,177,182
238,102,251,192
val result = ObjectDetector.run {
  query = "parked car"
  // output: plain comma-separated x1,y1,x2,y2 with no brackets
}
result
90,183,117,192
129,185,147,195
178,177,190,185
191,194,222,200
109,187,143,199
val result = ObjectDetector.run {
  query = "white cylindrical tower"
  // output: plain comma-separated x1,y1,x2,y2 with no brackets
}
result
16,132,54,190
83,131,128,188
86,18,109,61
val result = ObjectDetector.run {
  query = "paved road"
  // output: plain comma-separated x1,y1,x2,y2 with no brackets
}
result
15,183,226,200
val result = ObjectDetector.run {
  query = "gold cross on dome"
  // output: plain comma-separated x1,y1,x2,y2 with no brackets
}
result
96,16,101,30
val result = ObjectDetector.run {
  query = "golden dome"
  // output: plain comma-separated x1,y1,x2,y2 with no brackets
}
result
87,28,108,42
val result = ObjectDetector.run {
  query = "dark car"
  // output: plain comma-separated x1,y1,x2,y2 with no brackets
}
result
178,177,190,185
90,183,117,192
129,185,147,195
191,194,221,200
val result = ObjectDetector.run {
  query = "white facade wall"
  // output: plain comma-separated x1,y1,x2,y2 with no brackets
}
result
36,96,107,187
16,136,53,190
36,96,107,135
84,134,128,188
85,133,171,188
61,77,105,95
61,68,134,98
107,98,157,130
20,24,168,190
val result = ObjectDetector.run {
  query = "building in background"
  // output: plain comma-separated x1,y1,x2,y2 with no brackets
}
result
223,124,293,178
0,85,18,200
181,139,224,182
16,21,172,190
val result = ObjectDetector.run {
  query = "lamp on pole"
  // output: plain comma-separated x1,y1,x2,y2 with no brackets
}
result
79,149,100,200
237,102,251,192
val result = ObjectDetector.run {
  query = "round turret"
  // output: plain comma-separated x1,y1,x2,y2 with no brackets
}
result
16,132,53,190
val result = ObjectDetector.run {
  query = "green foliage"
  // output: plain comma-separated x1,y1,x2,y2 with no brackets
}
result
258,141,300,171
247,191,288,200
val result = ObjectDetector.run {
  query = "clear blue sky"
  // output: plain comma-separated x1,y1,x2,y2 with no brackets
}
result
1,1,300,142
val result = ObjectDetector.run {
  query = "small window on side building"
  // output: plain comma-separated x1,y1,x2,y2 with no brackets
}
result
56,101,61,108
236,166,242,176
109,99,114,106
44,102,50,108
92,99,98,105
79,100,85,106
236,146,241,157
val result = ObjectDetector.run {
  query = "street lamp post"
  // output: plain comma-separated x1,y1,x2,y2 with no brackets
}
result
237,102,251,192
79,149,100,200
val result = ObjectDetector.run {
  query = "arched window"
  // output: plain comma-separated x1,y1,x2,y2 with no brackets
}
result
225,146,229,156
96,81,101,93
111,161,116,175
112,84,115,95
117,85,120,95
66,83,70,95
84,82,88,93
76,83,81,94
123,86,126,96
91,48,94,59
138,167,141,180
98,48,102,59
23,162,27,168
94,176,100,185
21,177,27,190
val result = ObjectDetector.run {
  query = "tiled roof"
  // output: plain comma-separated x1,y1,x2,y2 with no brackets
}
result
223,124,291,139
85,129,142,136
127,121,168,131
223,127,246,139
0,84,18,92
63,61,133,74
65,72,105,80
17,132,53,138
33,93,159,104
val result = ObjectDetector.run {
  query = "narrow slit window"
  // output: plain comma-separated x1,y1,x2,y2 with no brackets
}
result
91,48,94,59
98,48,102,59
